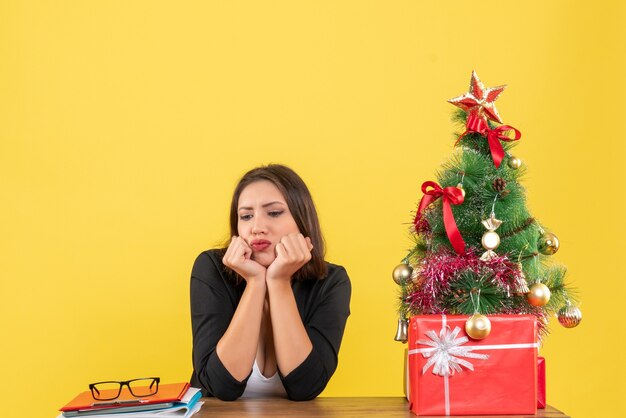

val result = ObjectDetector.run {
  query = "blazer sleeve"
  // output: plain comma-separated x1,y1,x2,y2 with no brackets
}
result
280,266,352,401
190,251,250,400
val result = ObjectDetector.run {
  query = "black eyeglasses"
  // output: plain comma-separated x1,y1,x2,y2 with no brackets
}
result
89,377,160,401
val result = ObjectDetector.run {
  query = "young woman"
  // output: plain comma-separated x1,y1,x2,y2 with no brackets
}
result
190,164,351,401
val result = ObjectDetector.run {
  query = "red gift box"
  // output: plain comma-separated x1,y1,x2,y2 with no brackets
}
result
537,356,546,409
408,314,538,416
406,350,547,408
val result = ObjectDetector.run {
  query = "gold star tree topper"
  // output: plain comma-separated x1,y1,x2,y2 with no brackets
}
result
448,71,507,124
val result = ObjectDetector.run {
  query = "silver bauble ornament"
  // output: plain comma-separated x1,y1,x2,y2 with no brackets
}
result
527,283,551,307
465,314,491,340
558,305,582,328
392,264,413,285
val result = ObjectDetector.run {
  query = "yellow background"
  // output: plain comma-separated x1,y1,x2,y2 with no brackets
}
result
1,1,623,417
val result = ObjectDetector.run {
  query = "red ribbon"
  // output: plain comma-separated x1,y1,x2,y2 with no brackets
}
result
456,113,522,168
413,181,466,254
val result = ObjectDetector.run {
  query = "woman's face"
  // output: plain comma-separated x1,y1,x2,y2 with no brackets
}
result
237,180,301,267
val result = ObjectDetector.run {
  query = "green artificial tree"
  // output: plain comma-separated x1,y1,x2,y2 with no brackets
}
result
392,71,581,342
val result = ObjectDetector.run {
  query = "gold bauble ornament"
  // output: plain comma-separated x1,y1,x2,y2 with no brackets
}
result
392,264,413,285
527,283,551,307
538,232,560,255
456,183,466,198
558,305,582,328
465,314,491,340
508,156,522,169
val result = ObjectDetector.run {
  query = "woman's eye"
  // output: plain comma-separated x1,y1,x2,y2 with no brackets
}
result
240,214,253,221
268,210,284,218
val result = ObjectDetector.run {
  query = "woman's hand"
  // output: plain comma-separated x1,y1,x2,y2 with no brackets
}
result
266,233,313,283
222,236,267,284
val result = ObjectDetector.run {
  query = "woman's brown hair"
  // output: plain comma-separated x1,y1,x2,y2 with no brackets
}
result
225,164,327,281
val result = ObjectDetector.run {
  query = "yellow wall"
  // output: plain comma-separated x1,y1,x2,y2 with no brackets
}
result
1,1,623,417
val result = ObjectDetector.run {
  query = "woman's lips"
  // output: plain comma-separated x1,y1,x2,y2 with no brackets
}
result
251,240,271,251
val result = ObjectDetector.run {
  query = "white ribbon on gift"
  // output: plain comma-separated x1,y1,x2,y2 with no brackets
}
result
407,314,539,416
415,325,489,376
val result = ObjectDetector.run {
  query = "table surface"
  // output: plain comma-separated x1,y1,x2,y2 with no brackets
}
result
196,397,569,417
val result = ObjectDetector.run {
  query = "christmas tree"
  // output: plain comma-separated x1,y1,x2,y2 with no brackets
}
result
393,71,582,341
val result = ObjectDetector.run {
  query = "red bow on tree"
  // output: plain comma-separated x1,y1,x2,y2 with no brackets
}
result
457,112,522,168
413,181,466,254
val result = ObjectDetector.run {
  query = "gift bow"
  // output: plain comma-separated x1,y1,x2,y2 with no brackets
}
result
417,326,489,377
457,113,522,168
414,181,465,254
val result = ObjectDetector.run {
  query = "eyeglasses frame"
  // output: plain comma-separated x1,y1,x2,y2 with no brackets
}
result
89,377,160,401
